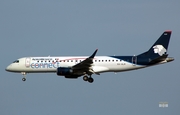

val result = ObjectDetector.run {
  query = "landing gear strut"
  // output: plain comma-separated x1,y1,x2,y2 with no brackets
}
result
83,75,94,83
21,72,26,81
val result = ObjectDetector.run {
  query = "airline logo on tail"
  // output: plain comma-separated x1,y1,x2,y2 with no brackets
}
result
153,45,167,56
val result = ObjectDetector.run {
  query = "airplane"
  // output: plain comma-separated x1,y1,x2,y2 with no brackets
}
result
5,31,174,83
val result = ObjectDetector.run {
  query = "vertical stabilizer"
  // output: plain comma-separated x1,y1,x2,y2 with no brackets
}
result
137,31,172,64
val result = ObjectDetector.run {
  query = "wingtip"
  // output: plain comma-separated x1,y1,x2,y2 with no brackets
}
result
89,49,98,58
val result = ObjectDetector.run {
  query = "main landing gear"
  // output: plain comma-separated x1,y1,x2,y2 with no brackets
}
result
21,72,26,81
83,75,94,83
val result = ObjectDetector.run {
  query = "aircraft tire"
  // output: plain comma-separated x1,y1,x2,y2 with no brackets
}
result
83,76,88,81
88,77,94,83
22,78,26,81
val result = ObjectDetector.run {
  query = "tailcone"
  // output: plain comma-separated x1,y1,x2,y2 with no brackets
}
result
166,57,174,62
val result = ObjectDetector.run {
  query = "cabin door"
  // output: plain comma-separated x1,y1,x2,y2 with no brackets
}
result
25,58,31,67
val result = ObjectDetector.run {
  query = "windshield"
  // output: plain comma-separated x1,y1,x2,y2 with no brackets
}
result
13,60,19,63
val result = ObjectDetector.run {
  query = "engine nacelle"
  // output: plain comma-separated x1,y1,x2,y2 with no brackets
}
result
57,67,73,76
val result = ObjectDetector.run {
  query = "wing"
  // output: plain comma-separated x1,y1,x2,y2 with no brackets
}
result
72,49,98,75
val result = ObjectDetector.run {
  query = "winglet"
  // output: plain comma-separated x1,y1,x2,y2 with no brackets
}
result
165,30,172,33
89,49,98,58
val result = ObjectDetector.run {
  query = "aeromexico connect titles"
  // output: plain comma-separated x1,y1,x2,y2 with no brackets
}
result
6,31,174,83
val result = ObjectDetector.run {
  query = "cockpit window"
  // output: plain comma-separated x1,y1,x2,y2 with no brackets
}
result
13,60,19,63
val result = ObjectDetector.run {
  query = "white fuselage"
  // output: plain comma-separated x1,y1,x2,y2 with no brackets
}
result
6,56,145,74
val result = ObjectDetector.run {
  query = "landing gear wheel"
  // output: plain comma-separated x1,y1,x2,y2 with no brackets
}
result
22,78,26,81
83,76,88,81
88,77,94,83
21,72,27,81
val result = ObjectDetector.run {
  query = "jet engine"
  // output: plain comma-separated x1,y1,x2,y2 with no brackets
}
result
57,67,80,78
57,67,73,76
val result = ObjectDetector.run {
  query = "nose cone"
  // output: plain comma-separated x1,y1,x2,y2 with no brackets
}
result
5,65,11,71
5,66,9,71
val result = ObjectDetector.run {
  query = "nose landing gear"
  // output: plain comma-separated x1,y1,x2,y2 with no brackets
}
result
21,72,26,81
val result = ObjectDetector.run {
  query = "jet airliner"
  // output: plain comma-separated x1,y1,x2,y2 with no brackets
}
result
6,31,174,83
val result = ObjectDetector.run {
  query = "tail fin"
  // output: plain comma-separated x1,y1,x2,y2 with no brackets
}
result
138,31,172,64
